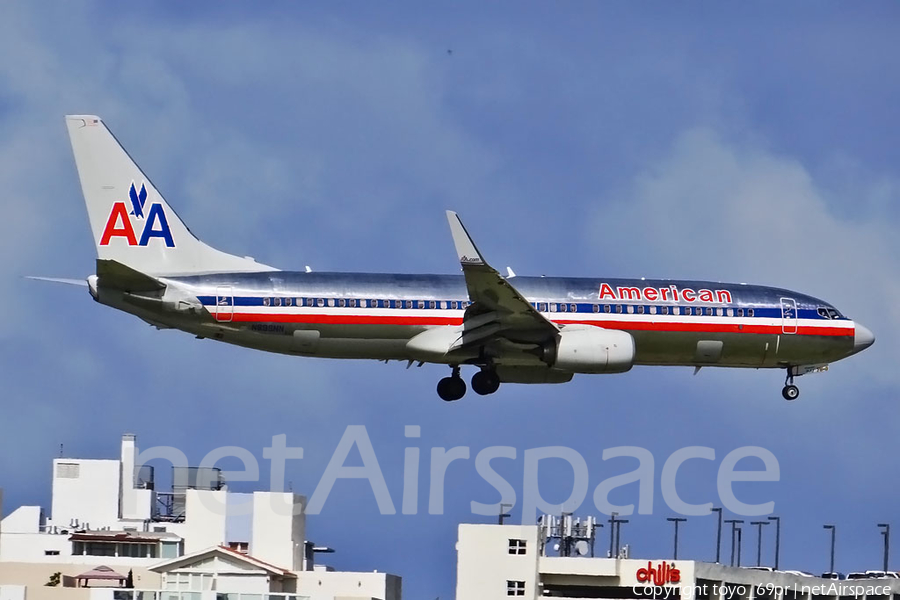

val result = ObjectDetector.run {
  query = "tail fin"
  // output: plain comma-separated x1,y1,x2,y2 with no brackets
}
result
65,115,276,275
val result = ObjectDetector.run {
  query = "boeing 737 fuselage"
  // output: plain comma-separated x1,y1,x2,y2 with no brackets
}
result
49,116,874,401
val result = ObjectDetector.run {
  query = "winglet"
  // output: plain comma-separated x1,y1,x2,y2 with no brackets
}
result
446,211,487,267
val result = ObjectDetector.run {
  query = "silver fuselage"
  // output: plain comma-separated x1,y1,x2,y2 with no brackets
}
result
91,271,864,374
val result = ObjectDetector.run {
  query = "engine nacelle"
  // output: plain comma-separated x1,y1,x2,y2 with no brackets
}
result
544,326,635,374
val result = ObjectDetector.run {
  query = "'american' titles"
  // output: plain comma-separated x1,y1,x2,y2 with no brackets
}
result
599,283,732,304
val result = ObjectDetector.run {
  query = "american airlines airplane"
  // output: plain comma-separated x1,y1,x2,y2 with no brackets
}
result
43,115,874,402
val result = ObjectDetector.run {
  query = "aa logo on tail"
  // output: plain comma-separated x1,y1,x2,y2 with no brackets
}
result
99,182,175,247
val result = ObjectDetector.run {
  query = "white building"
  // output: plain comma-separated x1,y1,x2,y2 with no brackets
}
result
0,434,400,600
457,519,900,600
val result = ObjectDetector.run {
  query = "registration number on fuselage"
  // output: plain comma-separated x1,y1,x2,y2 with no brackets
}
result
250,323,286,334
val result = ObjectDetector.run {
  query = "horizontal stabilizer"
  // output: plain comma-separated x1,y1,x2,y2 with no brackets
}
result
25,276,88,287
96,259,164,292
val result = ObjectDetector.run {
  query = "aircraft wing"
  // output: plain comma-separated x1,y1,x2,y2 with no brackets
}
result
446,211,558,346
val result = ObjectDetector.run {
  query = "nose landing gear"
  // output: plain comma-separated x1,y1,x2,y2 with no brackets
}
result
782,369,800,401
437,366,467,402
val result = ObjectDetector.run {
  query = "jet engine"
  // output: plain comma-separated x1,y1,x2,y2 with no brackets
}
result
541,326,635,374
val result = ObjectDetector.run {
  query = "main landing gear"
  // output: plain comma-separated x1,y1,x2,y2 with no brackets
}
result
471,368,501,396
437,367,467,402
437,366,501,401
782,368,800,401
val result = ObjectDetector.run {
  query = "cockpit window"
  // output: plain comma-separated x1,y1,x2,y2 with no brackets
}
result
818,307,842,320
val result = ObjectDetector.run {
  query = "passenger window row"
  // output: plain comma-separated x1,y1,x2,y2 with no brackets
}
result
258,297,758,318
262,297,471,310
534,303,756,318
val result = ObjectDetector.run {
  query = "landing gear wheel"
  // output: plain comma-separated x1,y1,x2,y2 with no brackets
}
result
471,369,501,396
782,385,800,401
437,367,466,402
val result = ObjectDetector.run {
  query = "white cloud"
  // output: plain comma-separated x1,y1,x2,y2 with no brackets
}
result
588,128,899,387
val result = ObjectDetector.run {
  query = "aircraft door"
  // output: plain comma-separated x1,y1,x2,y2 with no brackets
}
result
215,285,234,322
780,297,798,334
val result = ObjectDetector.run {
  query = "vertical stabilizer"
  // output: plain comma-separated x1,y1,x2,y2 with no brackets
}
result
66,115,276,275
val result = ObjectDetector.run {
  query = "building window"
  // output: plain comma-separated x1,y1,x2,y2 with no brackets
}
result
507,580,526,596
56,463,80,479
508,539,527,555
44,550,60,556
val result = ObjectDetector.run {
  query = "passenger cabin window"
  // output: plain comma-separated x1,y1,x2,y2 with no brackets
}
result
637,306,644,315
604,305,611,313
570,304,577,312
317,298,325,307
748,308,755,317
737,308,744,317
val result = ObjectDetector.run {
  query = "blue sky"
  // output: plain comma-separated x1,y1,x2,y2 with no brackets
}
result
2,2,900,597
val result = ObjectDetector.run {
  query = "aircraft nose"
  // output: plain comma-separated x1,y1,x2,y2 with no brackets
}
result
853,323,875,353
